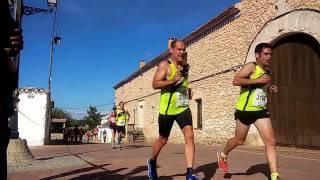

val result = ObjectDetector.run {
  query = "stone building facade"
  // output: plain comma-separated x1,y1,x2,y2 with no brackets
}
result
114,0,320,147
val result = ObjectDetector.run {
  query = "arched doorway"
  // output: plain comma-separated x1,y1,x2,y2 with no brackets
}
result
270,33,320,148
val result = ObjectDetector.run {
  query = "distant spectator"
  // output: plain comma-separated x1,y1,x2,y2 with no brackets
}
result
93,127,99,143
103,129,107,143
74,126,79,142
70,127,74,142
109,107,117,149
63,128,68,142
79,127,83,143
86,130,91,143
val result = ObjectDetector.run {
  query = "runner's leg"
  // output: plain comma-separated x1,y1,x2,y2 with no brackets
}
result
253,118,277,173
223,120,250,155
182,125,195,168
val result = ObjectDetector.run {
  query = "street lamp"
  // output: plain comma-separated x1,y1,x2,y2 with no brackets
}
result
48,0,57,9
54,36,61,45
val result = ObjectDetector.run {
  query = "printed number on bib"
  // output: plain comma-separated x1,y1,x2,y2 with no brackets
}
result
119,120,125,126
176,88,189,107
253,88,267,107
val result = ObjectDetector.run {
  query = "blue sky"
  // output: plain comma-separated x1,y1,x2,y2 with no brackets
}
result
20,0,239,119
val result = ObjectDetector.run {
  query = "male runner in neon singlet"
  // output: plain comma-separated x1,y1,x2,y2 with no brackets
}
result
115,102,130,150
217,43,280,180
147,39,198,180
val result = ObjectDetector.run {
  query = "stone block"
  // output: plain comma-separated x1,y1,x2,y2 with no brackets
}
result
7,139,35,166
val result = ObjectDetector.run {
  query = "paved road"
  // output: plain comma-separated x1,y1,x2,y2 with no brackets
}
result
8,142,320,179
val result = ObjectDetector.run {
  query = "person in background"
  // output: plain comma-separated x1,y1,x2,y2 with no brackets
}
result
79,127,83,143
103,129,107,143
73,126,79,143
115,102,130,150
109,107,117,149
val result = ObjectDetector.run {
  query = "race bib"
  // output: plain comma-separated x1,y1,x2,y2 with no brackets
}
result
253,88,267,107
176,88,189,107
117,120,125,126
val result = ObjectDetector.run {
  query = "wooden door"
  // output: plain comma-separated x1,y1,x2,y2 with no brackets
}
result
270,33,320,148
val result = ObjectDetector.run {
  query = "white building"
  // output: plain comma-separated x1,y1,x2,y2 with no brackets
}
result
97,113,112,143
17,87,50,146
100,113,109,126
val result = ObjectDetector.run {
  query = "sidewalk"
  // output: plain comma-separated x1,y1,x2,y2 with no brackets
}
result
8,142,320,179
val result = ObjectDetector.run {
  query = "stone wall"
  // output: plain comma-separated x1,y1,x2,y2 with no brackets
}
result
114,0,320,146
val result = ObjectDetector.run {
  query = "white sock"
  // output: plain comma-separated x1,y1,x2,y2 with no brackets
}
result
221,151,227,159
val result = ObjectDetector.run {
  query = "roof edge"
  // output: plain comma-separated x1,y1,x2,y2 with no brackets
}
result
113,5,240,89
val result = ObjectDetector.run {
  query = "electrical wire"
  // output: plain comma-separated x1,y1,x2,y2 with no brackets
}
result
17,108,45,128
59,102,114,110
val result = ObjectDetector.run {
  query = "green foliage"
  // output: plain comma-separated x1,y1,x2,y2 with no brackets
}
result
52,108,73,120
69,119,86,127
83,105,101,129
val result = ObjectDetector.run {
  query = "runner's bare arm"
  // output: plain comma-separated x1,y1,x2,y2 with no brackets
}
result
152,61,178,89
233,63,270,86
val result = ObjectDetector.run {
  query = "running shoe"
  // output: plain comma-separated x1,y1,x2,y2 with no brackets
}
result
271,172,280,180
217,151,228,172
186,173,199,180
147,159,158,180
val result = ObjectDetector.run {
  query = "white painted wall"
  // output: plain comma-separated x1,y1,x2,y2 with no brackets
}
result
18,90,49,146
98,127,112,143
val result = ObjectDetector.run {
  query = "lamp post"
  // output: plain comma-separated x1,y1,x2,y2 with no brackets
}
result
47,0,61,144
48,36,61,92
48,0,60,92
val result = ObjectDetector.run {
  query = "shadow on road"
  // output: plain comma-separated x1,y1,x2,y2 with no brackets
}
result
123,144,152,150
194,162,218,180
40,160,219,180
50,165,148,180
223,163,269,179
40,163,112,180
47,139,99,145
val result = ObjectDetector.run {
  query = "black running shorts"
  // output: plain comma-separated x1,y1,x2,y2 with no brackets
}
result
109,123,117,131
158,108,193,138
234,109,270,126
116,125,125,134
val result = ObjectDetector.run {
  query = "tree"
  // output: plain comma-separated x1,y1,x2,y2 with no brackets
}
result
51,108,73,131
69,119,85,127
52,108,73,120
83,105,101,129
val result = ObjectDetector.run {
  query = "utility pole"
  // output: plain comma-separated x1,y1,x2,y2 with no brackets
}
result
48,0,61,144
